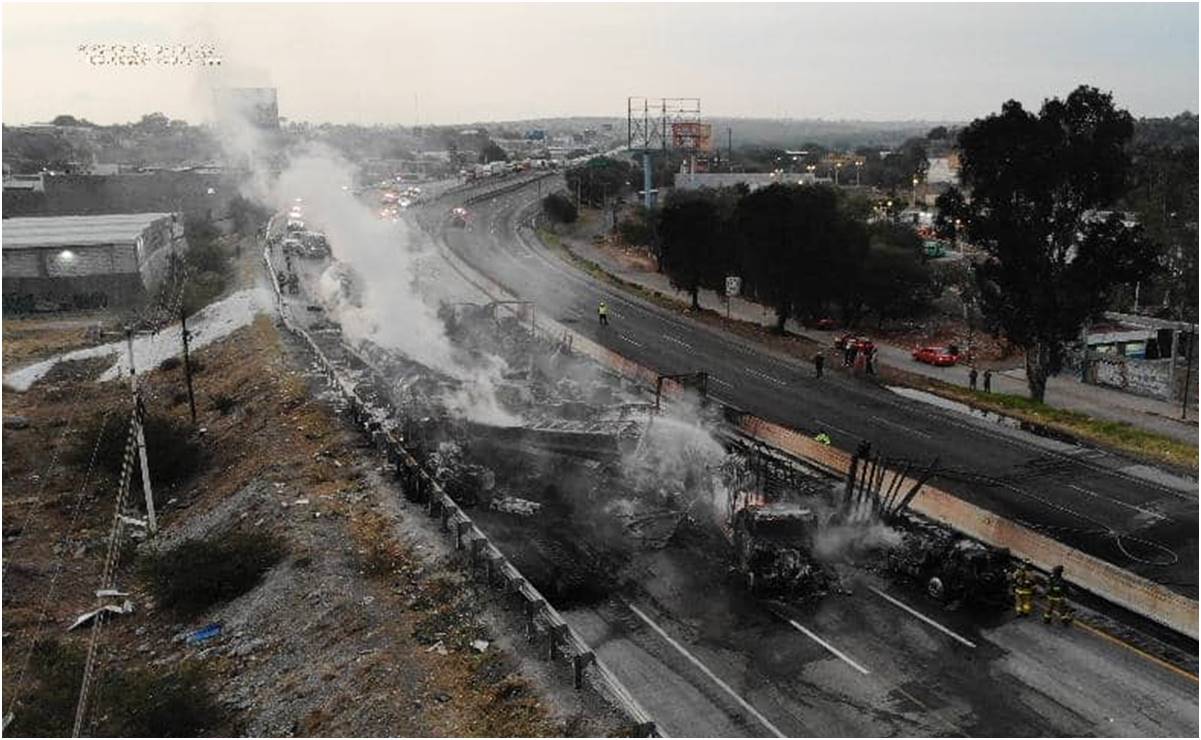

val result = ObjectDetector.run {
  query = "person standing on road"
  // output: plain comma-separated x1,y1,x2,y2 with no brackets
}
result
598,301,608,326
813,351,825,378
969,366,978,391
983,368,992,393
865,347,877,375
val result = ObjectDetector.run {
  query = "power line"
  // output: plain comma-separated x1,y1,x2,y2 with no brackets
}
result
3,408,119,725
72,414,139,738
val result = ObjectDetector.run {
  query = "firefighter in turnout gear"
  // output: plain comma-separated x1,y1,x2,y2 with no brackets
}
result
598,301,609,326
1012,561,1035,616
1043,565,1074,625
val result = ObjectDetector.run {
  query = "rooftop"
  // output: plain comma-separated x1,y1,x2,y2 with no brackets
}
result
2,213,174,250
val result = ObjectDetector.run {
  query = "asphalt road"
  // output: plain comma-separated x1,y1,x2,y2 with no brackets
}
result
432,176,1198,601
280,191,1199,737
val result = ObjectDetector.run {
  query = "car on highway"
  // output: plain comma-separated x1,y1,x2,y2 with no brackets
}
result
911,345,962,366
803,316,839,330
833,333,874,353
449,206,470,227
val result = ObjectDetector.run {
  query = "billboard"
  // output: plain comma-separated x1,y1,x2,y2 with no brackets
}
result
671,122,713,152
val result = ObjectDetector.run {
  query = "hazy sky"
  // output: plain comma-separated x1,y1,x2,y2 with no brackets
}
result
3,2,1198,125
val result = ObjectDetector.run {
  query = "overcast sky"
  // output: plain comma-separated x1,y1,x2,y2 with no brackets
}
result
3,2,1197,125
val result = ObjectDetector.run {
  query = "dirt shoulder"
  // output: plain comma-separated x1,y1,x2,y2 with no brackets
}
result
1,313,624,736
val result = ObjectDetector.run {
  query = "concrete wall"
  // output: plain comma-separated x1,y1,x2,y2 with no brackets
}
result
1087,354,1179,401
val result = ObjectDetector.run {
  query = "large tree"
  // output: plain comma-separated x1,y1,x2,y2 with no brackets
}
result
940,86,1156,401
565,156,634,207
657,192,729,309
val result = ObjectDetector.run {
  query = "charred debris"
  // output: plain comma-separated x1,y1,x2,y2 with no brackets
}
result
296,261,1012,613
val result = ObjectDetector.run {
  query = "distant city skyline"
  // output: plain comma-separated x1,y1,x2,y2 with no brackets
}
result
3,3,1197,126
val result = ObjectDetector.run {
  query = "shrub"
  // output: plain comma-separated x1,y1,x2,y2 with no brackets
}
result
10,640,222,737
209,393,238,416
542,192,577,224
618,214,653,246
140,531,286,616
70,412,206,496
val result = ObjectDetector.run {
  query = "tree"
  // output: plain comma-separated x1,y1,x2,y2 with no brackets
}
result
657,192,728,309
565,156,633,207
942,86,1157,401
479,139,508,163
857,236,933,327
735,184,857,332
542,192,577,224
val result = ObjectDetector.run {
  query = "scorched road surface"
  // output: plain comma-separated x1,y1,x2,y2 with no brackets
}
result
431,176,1198,600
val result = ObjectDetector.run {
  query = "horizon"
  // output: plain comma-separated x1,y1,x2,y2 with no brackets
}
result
3,3,1197,126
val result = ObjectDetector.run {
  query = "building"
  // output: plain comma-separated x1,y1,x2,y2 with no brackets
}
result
674,171,830,191
2,213,187,312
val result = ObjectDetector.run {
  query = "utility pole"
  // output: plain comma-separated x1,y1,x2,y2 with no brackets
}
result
1182,331,1194,421
125,328,157,534
728,128,733,172
180,307,197,424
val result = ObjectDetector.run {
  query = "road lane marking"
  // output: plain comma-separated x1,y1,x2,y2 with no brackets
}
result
709,376,732,388
867,586,977,649
870,415,932,438
618,334,643,348
744,367,787,386
1073,620,1198,684
783,619,871,675
1066,484,1167,522
662,334,693,350
625,603,787,738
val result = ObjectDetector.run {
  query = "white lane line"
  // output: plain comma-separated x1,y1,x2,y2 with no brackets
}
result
870,415,932,438
709,376,732,388
867,586,977,649
784,619,871,675
744,367,787,386
662,334,693,350
618,334,643,348
626,603,787,738
1067,484,1167,521
813,417,857,439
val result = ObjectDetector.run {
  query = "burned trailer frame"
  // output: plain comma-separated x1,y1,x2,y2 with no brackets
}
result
885,516,1013,608
732,504,832,597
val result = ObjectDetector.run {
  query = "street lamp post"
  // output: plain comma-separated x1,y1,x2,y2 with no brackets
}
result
855,161,861,187
911,175,919,208
834,161,841,186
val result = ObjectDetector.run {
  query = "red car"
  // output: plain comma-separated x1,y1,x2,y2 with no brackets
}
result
834,333,874,353
912,345,961,367
804,316,840,330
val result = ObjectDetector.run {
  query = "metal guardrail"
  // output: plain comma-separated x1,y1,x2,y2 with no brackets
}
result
261,233,661,736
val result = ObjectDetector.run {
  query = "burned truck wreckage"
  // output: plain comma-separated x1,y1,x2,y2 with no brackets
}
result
282,242,1016,617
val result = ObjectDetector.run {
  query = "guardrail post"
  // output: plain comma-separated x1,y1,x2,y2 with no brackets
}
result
439,504,450,532
470,538,484,573
427,493,440,517
525,599,544,641
455,521,469,550
548,623,567,661
572,651,594,689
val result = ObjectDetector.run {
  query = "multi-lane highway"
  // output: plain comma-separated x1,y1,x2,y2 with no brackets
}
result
359,175,1198,736
432,174,1198,602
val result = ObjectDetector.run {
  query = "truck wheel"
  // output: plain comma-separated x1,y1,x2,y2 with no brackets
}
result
927,576,945,601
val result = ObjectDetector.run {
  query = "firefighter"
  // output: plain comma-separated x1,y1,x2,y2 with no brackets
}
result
813,351,825,378
1012,560,1035,616
597,301,609,326
814,432,832,445
1043,565,1073,625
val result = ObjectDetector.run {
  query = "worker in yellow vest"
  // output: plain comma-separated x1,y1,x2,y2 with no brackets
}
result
598,301,609,326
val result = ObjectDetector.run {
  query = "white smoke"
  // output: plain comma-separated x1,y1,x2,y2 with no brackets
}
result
272,149,519,425
811,518,903,561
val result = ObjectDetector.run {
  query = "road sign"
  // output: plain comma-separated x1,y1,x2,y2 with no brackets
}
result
725,276,742,297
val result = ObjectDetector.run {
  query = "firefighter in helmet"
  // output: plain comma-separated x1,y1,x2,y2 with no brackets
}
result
1012,560,1035,617
1043,564,1073,626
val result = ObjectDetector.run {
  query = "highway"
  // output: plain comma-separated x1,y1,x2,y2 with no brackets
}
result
432,174,1199,603
297,177,1198,737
